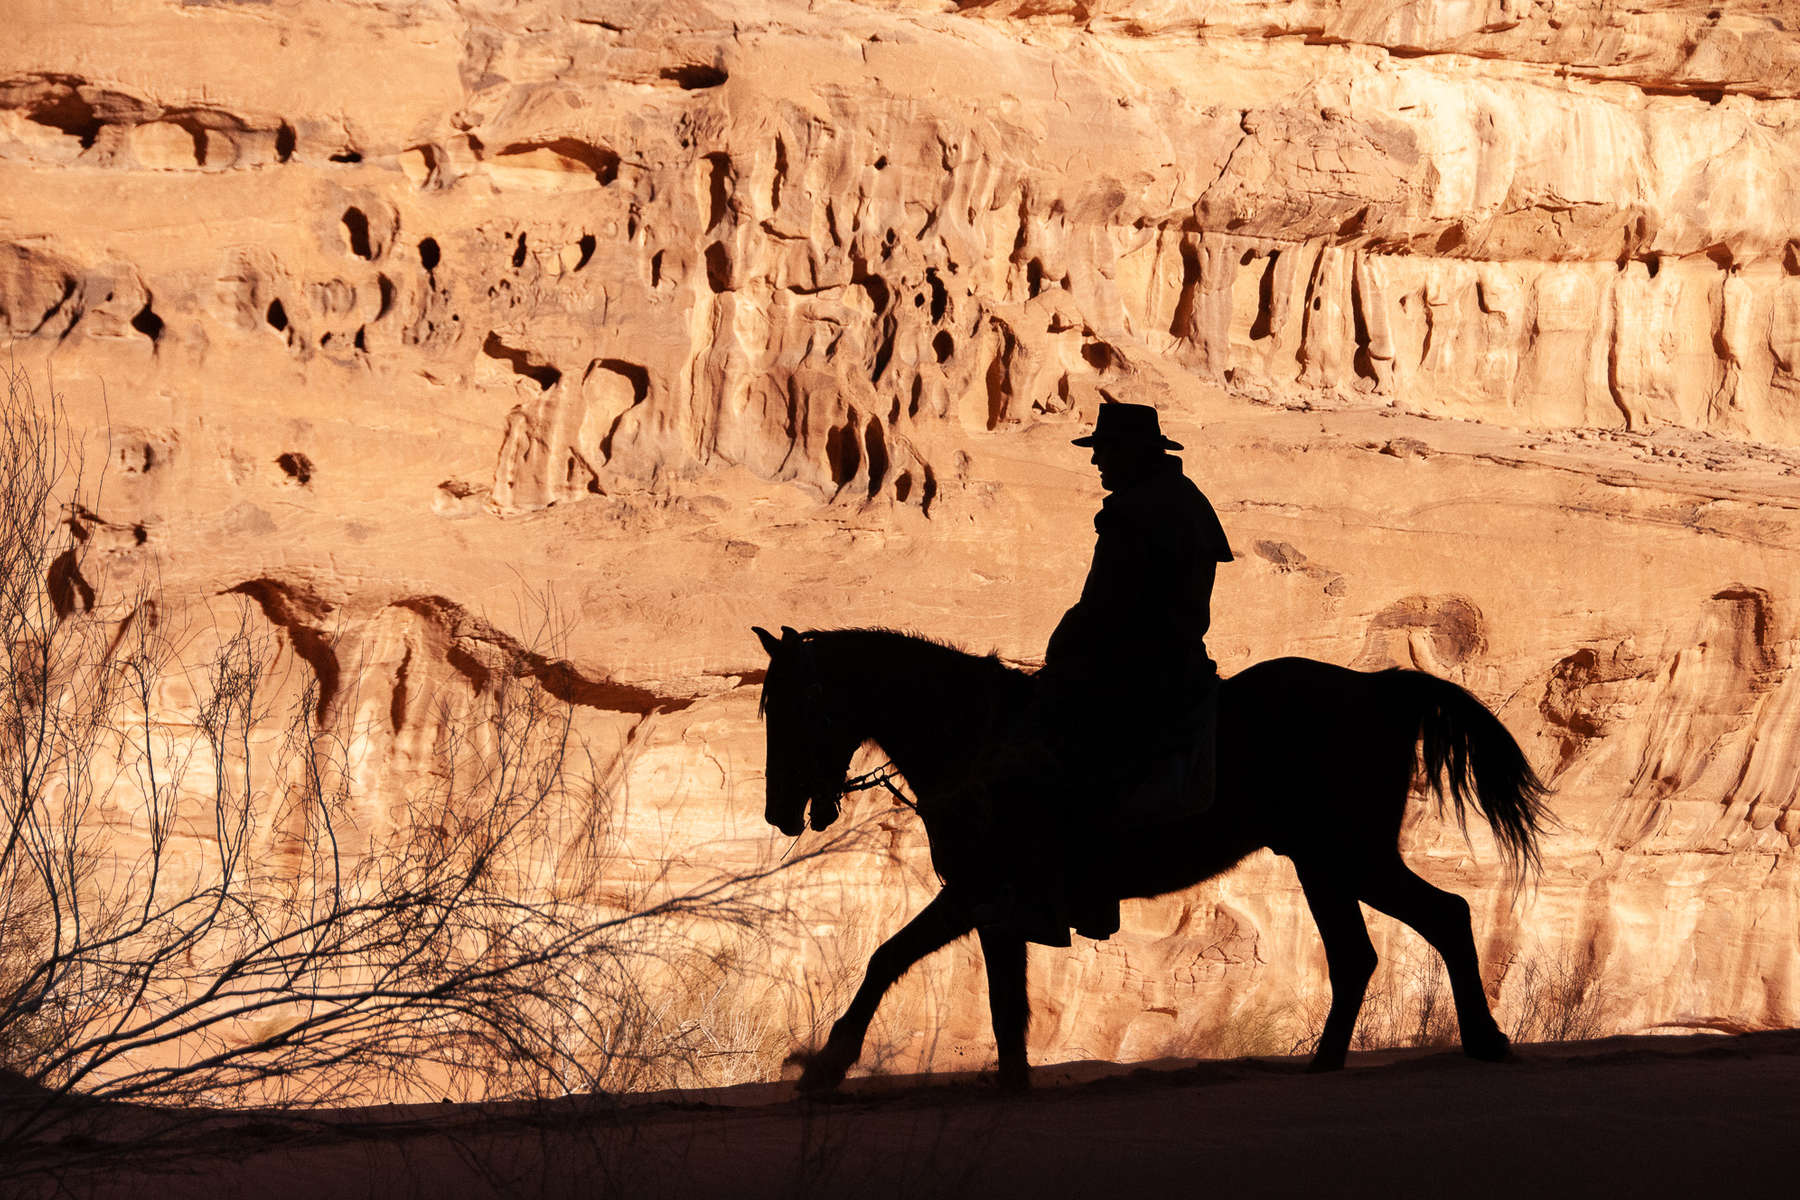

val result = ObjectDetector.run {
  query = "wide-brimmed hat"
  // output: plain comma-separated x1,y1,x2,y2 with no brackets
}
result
1071,403,1183,450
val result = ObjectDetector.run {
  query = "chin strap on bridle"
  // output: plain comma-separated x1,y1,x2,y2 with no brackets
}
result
837,762,916,812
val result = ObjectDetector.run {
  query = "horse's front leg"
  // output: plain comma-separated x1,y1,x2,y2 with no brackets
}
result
975,924,1030,1090
795,889,977,1094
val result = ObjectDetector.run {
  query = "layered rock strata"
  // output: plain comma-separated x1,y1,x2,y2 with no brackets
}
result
4,0,1798,1081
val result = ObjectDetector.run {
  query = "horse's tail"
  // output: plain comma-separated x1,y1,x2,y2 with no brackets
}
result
1389,669,1553,885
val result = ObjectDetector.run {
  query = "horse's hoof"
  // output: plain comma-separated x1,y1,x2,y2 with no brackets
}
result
788,1048,851,1095
996,1063,1031,1092
1463,1030,1512,1063
1304,1056,1346,1074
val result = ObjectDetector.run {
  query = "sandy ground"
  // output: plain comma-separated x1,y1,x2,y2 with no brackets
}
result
7,1030,1797,1200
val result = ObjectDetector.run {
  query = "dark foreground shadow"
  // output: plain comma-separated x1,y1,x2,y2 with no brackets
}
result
11,1030,1799,1200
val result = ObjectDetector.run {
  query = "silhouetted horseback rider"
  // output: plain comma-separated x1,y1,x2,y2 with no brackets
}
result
989,403,1232,944
1046,402,1231,717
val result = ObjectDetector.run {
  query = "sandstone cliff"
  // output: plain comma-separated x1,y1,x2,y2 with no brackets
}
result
4,0,1798,1082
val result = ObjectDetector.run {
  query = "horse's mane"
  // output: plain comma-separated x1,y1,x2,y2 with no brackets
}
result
760,627,1029,714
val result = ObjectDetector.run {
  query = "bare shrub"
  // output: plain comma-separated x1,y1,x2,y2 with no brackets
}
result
1505,940,1615,1044
0,363,841,1154
1182,995,1318,1061
1351,944,1461,1051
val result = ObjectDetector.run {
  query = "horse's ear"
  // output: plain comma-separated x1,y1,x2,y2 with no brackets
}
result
780,625,801,643
752,626,782,658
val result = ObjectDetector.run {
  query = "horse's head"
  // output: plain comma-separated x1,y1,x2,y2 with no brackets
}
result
754,625,860,837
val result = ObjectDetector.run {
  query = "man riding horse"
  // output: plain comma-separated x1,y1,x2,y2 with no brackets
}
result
993,402,1233,943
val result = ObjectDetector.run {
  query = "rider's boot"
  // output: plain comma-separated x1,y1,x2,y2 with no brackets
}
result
1071,888,1119,941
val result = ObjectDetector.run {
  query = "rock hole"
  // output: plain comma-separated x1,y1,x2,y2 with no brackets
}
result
1239,248,1256,266
498,137,620,184
864,417,889,499
1783,243,1800,276
650,249,664,287
870,316,896,385
482,331,562,390
277,452,314,485
168,116,210,166
660,63,728,89
130,298,164,343
894,471,912,503
119,441,155,473
909,374,923,416
913,293,924,308
1170,240,1201,337
874,155,888,170
1336,207,1369,238
771,136,787,210
1644,255,1660,279
512,232,529,269
1349,262,1379,384
29,90,103,149
342,208,374,259
593,358,650,405
704,153,731,230
419,237,440,272
1080,341,1112,371
1249,252,1280,341
266,299,288,331
921,465,938,516
825,413,862,488
575,233,596,270
329,149,362,163
376,274,394,320
705,242,731,293
353,326,366,351
985,346,1010,429
854,268,890,315
275,121,296,162
933,330,954,363
390,646,412,734
926,269,947,322
132,524,147,545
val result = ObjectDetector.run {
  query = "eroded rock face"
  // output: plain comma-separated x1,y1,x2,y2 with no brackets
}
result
4,0,1799,1082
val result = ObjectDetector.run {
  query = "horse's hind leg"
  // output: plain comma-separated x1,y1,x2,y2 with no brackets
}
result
1295,865,1378,1073
1360,857,1509,1062
796,890,976,1094
976,924,1030,1090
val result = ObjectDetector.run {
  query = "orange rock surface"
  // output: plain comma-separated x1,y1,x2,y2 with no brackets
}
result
4,0,1797,1082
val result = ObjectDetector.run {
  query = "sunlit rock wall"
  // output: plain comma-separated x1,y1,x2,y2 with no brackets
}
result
4,0,1798,1082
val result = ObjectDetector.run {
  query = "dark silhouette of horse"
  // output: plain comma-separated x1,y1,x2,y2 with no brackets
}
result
753,625,1551,1092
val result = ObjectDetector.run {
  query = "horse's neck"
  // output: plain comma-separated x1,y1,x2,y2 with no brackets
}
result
824,636,1002,796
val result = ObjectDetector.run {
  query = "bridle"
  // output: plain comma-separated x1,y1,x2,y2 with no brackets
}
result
837,761,916,812
778,634,918,834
